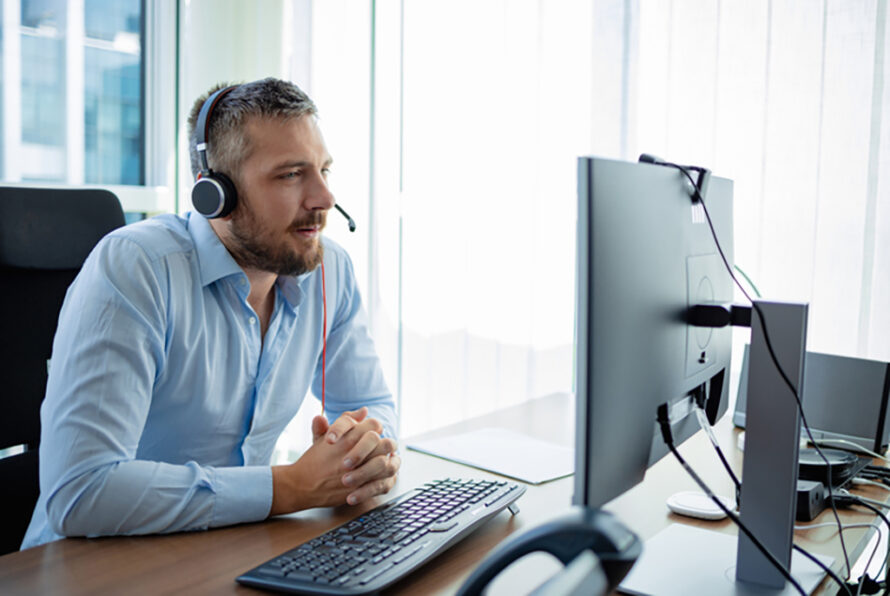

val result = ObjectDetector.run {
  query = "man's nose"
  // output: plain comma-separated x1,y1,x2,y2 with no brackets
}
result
306,173,335,211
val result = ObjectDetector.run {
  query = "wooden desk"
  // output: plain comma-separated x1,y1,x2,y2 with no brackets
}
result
0,393,886,595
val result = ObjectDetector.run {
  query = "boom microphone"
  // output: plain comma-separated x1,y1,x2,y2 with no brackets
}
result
334,204,356,232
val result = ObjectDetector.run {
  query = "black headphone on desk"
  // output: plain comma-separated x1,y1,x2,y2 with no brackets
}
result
191,85,239,218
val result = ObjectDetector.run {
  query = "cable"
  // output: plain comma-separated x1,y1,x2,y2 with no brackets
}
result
848,494,890,511
835,494,890,595
860,470,890,480
794,521,886,596
657,404,808,595
694,405,741,506
665,161,854,579
794,521,883,532
854,478,890,493
864,465,890,478
697,399,861,593
321,260,327,416
810,438,890,464
859,473,890,490
853,523,884,596
733,264,763,298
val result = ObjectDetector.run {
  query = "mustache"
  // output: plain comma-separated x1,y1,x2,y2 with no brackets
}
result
289,212,327,231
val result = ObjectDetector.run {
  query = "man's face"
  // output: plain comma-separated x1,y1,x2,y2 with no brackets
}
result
225,115,335,276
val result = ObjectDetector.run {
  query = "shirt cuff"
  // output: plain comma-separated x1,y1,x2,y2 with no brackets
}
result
209,465,273,528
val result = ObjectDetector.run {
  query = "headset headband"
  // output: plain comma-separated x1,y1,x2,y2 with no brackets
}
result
194,85,238,175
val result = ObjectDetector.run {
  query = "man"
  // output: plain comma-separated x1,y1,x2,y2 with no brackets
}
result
22,78,400,549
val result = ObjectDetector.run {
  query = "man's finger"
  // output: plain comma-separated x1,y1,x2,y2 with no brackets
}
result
341,407,369,423
343,435,396,470
346,454,401,505
326,407,369,443
311,415,329,442
342,451,400,489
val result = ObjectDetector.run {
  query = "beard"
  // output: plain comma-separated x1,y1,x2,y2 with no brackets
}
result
227,198,326,277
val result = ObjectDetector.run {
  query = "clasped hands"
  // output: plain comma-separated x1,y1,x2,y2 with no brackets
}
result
270,407,400,516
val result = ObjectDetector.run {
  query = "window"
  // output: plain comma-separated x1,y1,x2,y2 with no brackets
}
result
3,0,143,185
307,0,890,438
83,0,143,185
1,0,174,213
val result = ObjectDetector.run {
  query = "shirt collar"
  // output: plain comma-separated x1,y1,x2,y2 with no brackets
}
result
277,273,308,311
188,211,244,287
187,211,314,311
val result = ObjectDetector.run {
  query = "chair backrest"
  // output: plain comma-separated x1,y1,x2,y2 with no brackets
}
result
0,186,125,555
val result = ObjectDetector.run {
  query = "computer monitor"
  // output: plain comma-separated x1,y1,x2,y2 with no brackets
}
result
734,344,890,454
571,157,830,594
573,156,734,509
461,156,827,595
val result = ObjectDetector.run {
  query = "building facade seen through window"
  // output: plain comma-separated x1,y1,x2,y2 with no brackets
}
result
3,0,143,185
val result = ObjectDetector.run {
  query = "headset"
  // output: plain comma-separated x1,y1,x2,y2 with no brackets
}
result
190,84,357,232
191,86,240,218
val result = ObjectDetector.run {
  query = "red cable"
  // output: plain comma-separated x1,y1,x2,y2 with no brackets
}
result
321,260,327,416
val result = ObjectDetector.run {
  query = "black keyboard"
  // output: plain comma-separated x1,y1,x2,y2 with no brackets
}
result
236,478,526,594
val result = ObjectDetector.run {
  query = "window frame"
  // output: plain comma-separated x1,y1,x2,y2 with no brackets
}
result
0,0,177,214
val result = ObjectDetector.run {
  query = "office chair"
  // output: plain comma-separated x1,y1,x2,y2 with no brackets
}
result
0,187,125,555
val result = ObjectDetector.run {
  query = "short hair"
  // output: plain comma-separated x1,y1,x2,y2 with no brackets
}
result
187,77,318,181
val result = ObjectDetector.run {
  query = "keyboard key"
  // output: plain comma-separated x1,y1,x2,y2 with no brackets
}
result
429,520,458,533
360,563,394,585
283,570,314,582
393,545,424,565
485,493,507,507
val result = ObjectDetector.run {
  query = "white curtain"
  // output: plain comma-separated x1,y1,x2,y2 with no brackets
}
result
628,0,890,362
288,0,890,441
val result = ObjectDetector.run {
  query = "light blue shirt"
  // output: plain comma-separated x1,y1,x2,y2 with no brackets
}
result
22,212,396,549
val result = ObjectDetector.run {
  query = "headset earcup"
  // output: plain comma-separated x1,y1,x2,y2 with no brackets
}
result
191,172,238,218
213,172,238,217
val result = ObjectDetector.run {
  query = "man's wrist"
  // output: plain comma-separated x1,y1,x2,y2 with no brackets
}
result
270,464,299,516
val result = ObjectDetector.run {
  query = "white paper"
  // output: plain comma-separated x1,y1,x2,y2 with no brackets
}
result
407,427,574,485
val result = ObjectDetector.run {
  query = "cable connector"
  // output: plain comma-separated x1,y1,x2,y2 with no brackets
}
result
692,385,707,409
686,304,752,328
846,573,883,595
656,403,673,447
638,153,710,202
827,491,857,509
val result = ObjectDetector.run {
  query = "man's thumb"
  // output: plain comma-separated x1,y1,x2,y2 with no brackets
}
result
311,415,329,440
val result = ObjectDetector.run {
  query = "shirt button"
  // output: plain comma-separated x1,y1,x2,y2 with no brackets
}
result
249,316,256,325
240,278,247,286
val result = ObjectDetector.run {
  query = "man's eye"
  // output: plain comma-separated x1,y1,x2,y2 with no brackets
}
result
322,168,331,177
282,171,300,179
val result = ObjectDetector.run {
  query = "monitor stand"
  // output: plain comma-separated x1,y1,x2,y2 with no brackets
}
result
621,301,831,595
618,524,830,595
